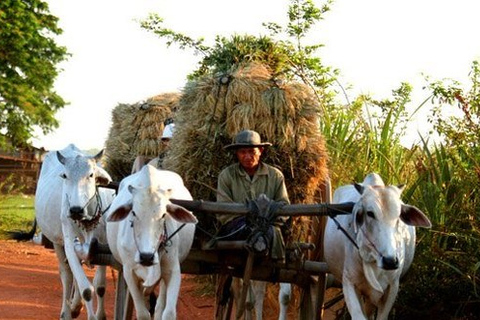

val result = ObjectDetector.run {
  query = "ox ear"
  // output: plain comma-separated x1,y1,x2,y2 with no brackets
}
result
353,207,364,233
166,204,198,224
95,166,112,186
107,201,133,222
354,183,364,195
56,151,66,165
400,204,432,228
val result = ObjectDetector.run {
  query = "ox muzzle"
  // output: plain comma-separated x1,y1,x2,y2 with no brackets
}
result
382,256,399,270
139,251,157,267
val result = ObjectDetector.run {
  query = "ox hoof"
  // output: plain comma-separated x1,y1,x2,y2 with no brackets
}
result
82,288,93,302
71,308,82,319
96,286,106,298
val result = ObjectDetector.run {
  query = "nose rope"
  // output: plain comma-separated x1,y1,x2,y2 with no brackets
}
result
131,218,164,258
66,187,104,232
65,187,100,217
130,214,188,259
361,228,382,255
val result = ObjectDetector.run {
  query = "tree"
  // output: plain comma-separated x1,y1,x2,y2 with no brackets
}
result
0,0,69,149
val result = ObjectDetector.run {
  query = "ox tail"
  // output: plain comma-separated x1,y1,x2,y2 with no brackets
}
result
6,219,37,241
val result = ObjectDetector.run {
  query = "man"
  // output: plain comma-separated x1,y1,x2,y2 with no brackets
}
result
145,122,175,169
131,122,175,173
216,129,290,258
216,129,292,319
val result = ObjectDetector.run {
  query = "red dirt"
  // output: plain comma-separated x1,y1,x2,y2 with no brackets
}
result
0,240,214,320
0,240,341,319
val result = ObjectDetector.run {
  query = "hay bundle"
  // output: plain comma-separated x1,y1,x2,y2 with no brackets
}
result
104,92,179,181
163,62,329,207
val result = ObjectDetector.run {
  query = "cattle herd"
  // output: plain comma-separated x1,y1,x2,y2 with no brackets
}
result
10,144,431,320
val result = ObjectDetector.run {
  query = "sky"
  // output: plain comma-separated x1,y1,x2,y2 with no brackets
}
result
33,0,480,151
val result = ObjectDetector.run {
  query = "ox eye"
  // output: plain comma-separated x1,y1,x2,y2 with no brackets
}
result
366,211,375,219
89,173,94,178
60,173,67,179
131,211,137,217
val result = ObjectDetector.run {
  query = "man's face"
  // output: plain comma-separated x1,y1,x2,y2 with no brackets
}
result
236,147,263,171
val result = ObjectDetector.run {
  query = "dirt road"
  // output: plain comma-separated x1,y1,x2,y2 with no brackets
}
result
0,240,214,320
0,240,341,319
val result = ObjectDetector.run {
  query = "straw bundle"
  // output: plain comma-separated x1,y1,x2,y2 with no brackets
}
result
104,93,179,181
163,62,329,206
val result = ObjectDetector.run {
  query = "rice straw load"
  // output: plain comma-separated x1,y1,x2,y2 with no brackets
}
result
104,92,179,181
163,62,329,207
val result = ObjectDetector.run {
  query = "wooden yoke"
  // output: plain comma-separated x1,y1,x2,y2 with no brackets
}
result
169,196,354,218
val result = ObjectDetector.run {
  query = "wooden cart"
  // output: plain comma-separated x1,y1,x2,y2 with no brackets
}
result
91,183,353,320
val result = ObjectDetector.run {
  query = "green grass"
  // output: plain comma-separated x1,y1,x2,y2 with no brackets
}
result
0,194,35,239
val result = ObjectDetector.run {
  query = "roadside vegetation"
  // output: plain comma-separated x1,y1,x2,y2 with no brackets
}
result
141,0,480,318
0,193,34,239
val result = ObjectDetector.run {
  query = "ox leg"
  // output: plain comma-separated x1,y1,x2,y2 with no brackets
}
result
156,262,182,320
278,282,291,320
231,277,254,320
123,270,151,320
342,281,368,320
70,283,83,318
63,236,96,320
250,281,266,320
53,244,77,320
154,279,167,318
376,282,399,320
93,266,107,320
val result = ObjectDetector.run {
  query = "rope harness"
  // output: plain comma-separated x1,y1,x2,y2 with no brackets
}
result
66,186,108,232
328,213,360,250
130,213,187,256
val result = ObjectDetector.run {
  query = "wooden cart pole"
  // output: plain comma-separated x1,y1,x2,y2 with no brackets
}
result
235,250,255,320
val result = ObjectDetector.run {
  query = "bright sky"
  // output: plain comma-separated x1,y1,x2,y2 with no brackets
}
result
33,0,480,151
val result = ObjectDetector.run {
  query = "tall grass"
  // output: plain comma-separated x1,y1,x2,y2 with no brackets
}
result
320,64,480,318
322,83,423,187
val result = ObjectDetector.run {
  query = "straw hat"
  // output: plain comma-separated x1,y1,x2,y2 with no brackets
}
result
224,130,272,150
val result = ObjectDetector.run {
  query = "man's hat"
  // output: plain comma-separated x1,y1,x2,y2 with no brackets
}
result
224,130,272,150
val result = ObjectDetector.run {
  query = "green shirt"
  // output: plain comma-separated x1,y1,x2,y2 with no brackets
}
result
216,162,290,224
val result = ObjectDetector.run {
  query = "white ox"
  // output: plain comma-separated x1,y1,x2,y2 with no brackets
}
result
106,164,197,320
36,144,115,320
324,173,431,320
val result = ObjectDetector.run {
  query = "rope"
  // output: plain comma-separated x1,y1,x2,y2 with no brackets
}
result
328,214,359,250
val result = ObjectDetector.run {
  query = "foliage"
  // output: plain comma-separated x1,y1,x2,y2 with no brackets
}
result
140,0,336,103
140,0,480,317
0,174,27,194
0,0,69,149
0,194,34,239
323,83,426,187
399,62,480,317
